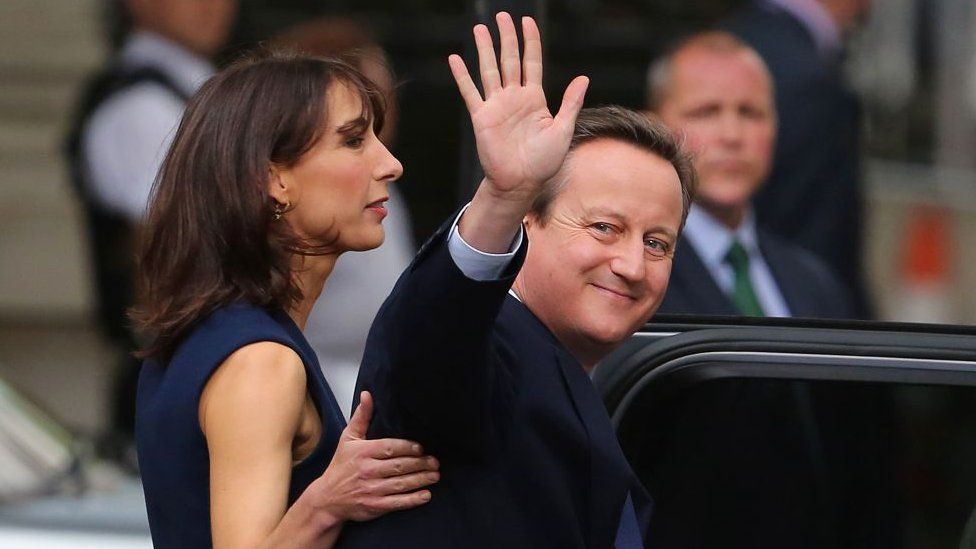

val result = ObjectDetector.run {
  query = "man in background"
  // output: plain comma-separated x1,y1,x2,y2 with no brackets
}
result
66,0,237,448
649,32,852,319
723,0,873,318
637,32,899,548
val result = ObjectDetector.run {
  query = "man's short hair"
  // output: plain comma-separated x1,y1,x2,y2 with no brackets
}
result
530,105,697,231
645,31,768,111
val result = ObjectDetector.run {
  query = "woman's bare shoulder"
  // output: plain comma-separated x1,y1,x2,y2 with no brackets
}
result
199,341,307,436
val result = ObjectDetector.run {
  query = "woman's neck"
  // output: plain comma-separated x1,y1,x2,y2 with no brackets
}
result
286,252,339,330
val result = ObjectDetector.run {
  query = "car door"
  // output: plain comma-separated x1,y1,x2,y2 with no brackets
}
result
593,317,976,549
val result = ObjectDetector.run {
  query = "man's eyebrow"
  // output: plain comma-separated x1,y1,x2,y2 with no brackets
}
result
582,207,627,223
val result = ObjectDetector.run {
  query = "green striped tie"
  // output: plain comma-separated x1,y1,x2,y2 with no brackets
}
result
725,241,765,316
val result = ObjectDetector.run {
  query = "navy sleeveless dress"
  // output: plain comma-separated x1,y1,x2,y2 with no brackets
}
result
136,303,346,548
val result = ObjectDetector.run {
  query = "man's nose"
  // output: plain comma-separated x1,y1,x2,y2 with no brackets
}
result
717,112,744,145
610,238,646,283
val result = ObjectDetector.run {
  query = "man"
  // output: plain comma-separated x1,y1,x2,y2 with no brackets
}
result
637,32,899,548
722,0,873,318
649,31,852,319
66,0,236,440
341,13,695,548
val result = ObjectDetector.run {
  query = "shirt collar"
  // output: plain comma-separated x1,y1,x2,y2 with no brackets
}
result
683,205,761,269
120,30,215,97
763,0,842,56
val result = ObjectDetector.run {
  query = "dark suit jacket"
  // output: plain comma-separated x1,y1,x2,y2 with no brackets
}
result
658,230,853,319
723,2,870,318
640,232,900,548
340,221,651,548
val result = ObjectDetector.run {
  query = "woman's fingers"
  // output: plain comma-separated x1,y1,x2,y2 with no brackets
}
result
521,16,543,86
371,490,434,515
473,24,501,98
375,470,441,496
372,455,440,478
496,12,521,87
449,54,482,113
344,391,374,440
359,437,425,459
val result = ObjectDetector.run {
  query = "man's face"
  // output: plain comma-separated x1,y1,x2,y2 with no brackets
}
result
657,48,775,218
133,0,238,57
514,138,685,368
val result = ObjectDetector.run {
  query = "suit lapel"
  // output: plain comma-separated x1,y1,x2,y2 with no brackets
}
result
758,231,816,317
554,350,640,548
669,236,739,315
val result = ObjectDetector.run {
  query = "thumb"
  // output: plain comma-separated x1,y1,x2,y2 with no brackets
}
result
553,75,589,134
345,391,374,440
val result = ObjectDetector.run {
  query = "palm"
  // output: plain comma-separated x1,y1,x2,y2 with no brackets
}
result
449,14,588,198
471,84,565,192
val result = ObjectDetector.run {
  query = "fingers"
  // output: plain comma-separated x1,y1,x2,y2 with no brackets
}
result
521,16,543,86
554,75,590,134
449,54,482,113
473,24,501,98
373,455,440,478
369,490,433,516
360,437,425,459
496,12,521,88
375,470,440,496
344,391,373,440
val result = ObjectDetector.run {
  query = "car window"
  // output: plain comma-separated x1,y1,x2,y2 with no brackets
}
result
619,376,976,549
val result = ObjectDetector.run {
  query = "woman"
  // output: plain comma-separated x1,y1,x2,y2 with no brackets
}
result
133,51,439,548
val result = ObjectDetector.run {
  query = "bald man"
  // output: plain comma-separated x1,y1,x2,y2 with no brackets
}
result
649,32,851,319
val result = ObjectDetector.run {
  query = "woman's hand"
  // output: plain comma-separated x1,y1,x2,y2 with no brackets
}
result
302,391,440,523
449,12,589,203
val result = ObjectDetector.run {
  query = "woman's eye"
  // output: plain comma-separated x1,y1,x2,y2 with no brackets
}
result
345,137,365,148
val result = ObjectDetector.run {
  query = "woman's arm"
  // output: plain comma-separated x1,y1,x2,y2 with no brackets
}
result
200,342,439,548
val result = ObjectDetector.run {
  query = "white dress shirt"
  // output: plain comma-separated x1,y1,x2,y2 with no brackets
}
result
682,205,792,317
82,31,214,222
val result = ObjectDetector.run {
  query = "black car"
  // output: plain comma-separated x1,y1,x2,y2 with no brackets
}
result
594,316,976,549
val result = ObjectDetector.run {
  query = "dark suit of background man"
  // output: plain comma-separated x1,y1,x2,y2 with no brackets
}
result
639,32,900,549
722,0,873,318
342,13,697,548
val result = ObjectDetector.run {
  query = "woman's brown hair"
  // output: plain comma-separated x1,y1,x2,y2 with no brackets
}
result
131,49,385,361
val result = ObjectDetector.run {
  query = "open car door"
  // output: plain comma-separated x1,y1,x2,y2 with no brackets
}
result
593,317,976,549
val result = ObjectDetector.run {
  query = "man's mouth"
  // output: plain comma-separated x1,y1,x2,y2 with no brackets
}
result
590,283,636,302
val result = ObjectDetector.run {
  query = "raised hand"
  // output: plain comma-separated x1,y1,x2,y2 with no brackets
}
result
450,13,588,197
449,12,588,252
301,391,440,523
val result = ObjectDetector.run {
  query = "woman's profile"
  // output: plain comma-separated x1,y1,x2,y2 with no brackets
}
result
133,51,439,548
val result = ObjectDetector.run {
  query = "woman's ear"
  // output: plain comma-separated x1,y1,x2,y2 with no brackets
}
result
267,164,290,207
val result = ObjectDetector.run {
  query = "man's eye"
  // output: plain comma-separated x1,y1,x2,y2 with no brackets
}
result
592,223,613,233
645,239,669,256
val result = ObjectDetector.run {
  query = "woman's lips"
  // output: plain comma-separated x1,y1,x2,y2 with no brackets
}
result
366,198,388,219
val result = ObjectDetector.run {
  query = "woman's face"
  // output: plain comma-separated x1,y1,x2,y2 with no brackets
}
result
274,82,403,253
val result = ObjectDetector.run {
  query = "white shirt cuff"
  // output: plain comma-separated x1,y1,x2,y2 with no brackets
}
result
447,203,524,281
